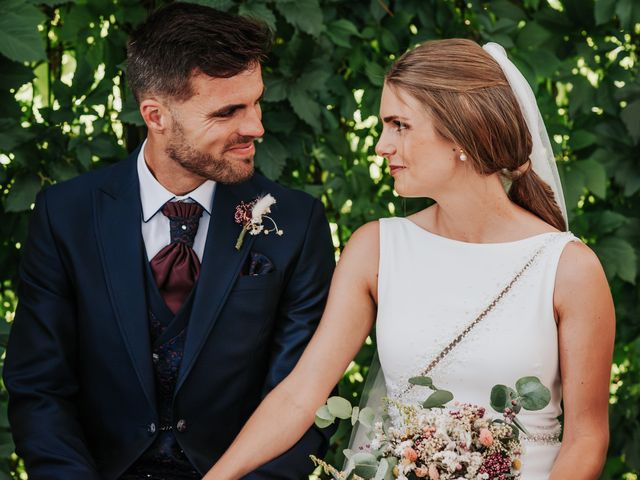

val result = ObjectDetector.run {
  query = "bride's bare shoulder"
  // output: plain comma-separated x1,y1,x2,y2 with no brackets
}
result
343,220,380,256
335,221,380,295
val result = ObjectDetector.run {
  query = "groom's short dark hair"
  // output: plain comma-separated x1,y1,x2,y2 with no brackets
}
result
126,2,272,103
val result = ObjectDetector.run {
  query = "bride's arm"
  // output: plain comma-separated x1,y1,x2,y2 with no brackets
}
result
203,221,380,480
549,241,615,479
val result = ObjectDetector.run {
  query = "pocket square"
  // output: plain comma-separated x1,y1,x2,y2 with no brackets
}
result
241,252,275,276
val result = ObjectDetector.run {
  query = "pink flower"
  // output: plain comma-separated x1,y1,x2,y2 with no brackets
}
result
428,464,440,480
415,466,429,478
403,447,418,463
479,428,494,447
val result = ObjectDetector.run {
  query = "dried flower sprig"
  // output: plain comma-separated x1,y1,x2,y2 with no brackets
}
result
234,194,284,250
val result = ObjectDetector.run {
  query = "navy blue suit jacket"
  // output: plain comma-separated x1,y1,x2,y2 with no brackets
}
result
3,147,336,479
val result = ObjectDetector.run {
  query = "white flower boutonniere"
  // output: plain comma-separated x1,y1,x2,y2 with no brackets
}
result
234,194,284,250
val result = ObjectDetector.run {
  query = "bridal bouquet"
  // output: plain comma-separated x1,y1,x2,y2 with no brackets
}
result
312,376,551,480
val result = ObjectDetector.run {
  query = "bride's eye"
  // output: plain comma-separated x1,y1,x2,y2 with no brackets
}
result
394,120,408,132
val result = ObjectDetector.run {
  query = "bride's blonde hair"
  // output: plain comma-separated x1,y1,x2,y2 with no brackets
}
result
385,38,566,231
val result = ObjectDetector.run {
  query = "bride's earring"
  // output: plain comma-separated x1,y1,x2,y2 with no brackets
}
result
459,149,467,162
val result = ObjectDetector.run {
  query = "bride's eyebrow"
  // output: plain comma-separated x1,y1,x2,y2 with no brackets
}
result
382,115,410,123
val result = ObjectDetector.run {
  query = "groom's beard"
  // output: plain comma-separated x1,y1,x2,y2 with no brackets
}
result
166,119,255,185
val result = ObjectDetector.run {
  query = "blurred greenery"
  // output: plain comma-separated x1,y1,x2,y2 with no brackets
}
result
0,0,638,478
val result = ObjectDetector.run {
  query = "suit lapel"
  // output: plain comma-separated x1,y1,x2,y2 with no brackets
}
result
176,180,260,392
94,152,156,410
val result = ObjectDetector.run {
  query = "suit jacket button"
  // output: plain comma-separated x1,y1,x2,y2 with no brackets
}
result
176,419,187,433
148,422,156,434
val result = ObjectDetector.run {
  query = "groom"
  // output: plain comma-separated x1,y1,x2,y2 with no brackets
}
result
3,3,335,479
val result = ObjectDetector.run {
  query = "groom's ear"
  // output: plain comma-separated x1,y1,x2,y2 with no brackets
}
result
139,98,169,133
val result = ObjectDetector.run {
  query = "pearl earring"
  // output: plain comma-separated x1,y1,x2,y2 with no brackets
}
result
459,150,467,162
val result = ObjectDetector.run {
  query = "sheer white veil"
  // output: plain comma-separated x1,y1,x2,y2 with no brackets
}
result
346,41,568,455
483,42,568,227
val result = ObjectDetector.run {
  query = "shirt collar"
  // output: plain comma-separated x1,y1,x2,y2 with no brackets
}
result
137,139,216,222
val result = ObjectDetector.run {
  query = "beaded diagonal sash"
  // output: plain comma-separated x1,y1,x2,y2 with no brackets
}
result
401,233,562,398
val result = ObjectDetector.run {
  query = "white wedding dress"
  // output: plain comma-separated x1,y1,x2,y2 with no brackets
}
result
375,217,578,479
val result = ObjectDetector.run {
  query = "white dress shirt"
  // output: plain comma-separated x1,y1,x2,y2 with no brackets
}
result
137,140,216,262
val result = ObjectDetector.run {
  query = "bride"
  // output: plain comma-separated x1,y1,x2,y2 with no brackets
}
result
204,39,614,479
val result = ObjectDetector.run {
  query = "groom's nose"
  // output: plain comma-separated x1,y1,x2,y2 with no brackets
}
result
238,104,265,139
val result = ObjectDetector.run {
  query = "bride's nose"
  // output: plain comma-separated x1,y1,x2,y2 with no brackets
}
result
375,135,396,158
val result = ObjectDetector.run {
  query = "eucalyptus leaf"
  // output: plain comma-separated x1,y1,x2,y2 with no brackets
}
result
490,385,516,412
516,377,551,411
351,452,379,479
408,376,433,388
358,407,375,429
314,405,335,429
351,406,360,426
422,389,454,408
327,396,353,420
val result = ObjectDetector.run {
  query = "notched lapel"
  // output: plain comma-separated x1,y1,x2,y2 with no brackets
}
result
94,156,156,411
176,179,261,392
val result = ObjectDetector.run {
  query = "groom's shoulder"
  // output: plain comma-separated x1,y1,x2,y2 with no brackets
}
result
43,154,135,205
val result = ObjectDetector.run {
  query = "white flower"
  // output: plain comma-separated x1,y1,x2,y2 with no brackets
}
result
251,194,276,223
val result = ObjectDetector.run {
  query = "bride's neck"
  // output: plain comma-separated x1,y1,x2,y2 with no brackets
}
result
431,176,522,243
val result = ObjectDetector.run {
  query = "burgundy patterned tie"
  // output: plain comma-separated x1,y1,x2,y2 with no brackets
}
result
150,201,204,314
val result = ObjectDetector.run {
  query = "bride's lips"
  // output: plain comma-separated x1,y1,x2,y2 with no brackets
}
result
389,165,406,176
227,142,255,155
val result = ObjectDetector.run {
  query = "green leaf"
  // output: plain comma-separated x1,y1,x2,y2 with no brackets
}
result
621,99,640,143
0,118,36,151
255,135,288,180
615,0,634,30
264,76,289,103
351,406,360,426
374,458,389,480
575,158,607,198
289,85,321,131
594,237,637,284
314,405,335,428
184,0,234,10
490,384,516,412
238,3,276,32
0,56,34,91
276,0,324,37
408,376,433,388
526,50,561,79
594,0,617,25
0,0,47,62
515,376,551,411
422,389,454,408
5,174,41,212
327,396,353,420
326,19,360,48
26,0,74,5
380,29,399,53
350,452,379,479
491,0,526,20
315,404,334,421
364,61,386,87
358,407,375,428
517,22,552,49
298,68,331,93
590,211,629,235
570,130,599,150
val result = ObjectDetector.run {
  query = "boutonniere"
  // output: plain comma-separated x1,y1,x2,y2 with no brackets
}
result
234,194,284,250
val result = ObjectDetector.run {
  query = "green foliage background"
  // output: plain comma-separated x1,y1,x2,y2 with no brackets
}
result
0,0,638,478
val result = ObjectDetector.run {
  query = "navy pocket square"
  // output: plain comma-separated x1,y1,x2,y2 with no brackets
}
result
242,252,275,276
